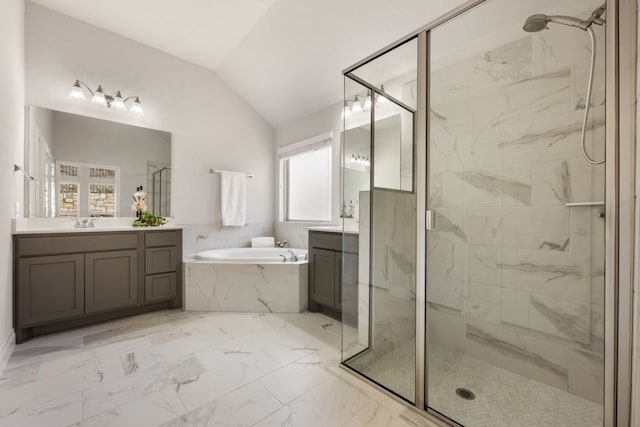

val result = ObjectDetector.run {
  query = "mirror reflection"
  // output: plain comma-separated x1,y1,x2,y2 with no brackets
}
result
26,106,171,218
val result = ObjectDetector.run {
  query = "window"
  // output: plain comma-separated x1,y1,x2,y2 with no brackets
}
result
57,161,119,217
279,132,332,222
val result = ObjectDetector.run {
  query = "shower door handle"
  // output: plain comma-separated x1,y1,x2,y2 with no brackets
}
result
426,210,434,231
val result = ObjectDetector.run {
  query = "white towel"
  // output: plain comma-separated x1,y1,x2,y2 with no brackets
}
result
220,171,246,227
251,237,275,248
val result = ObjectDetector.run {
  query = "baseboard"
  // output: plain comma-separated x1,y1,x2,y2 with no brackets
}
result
0,329,16,376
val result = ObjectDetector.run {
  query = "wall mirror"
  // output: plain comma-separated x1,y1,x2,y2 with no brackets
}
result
25,106,172,218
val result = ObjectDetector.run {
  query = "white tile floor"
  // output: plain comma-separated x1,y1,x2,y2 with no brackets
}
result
0,310,437,427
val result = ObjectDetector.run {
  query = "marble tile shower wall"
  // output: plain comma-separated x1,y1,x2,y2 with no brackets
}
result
426,22,606,404
351,189,416,386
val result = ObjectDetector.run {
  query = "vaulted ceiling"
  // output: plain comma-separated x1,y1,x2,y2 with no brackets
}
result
29,0,467,128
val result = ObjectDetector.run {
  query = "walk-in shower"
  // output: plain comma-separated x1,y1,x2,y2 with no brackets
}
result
340,0,633,426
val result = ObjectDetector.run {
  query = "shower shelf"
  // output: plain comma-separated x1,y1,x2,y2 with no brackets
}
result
565,201,605,207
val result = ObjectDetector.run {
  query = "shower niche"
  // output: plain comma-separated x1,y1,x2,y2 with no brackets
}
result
341,0,609,426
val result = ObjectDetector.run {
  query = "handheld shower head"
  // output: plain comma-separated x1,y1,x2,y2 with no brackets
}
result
523,14,549,32
523,14,586,32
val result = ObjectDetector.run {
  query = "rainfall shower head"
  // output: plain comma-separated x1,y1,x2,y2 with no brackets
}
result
522,14,549,32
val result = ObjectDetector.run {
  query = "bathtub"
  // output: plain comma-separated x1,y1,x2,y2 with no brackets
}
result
195,247,308,263
185,247,309,313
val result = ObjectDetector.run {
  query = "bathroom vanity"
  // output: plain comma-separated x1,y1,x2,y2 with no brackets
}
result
307,227,358,324
13,227,182,343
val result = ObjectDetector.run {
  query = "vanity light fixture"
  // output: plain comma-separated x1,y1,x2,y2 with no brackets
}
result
343,85,388,118
68,80,144,115
350,154,370,166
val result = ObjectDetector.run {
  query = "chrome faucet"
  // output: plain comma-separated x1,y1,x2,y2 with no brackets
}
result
278,254,287,263
74,217,95,228
287,250,299,262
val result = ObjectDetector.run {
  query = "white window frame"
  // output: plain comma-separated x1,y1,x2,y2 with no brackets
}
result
278,132,333,223
56,161,120,217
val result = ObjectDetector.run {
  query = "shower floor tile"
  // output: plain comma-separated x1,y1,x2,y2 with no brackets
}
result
347,339,603,427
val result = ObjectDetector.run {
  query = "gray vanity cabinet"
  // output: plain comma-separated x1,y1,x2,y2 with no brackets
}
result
85,250,138,313
14,229,182,343
308,230,358,322
17,254,85,325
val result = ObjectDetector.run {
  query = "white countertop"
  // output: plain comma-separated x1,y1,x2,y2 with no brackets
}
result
305,225,359,234
12,217,184,235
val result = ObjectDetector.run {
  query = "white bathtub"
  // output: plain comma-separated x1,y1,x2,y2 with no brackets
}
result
185,247,309,313
195,247,307,263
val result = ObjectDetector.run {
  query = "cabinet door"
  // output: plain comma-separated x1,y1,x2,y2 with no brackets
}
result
18,254,84,326
310,248,336,308
145,273,177,302
85,250,138,313
340,252,359,326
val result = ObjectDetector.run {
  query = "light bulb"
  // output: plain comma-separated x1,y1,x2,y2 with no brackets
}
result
341,101,352,119
130,97,144,115
351,96,362,114
363,94,372,111
68,80,87,101
91,85,108,106
377,84,388,105
111,91,126,111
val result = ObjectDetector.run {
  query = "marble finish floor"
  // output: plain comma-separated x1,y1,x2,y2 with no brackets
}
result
348,339,603,427
0,310,437,427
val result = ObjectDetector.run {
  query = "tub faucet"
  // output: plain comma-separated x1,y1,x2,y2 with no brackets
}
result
287,250,299,262
278,254,287,263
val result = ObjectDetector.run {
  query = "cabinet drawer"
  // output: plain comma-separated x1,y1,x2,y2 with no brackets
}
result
145,231,178,248
145,273,177,302
145,247,178,275
309,231,342,251
17,233,138,257
308,231,358,254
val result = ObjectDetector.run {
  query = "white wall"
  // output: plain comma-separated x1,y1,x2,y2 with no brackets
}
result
0,0,25,373
275,102,342,248
25,2,275,255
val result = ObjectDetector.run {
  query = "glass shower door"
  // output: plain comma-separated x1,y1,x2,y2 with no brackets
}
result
341,38,418,403
425,0,606,425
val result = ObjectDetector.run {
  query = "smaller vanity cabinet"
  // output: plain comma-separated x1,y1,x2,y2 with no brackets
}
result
14,229,182,343
308,230,358,322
